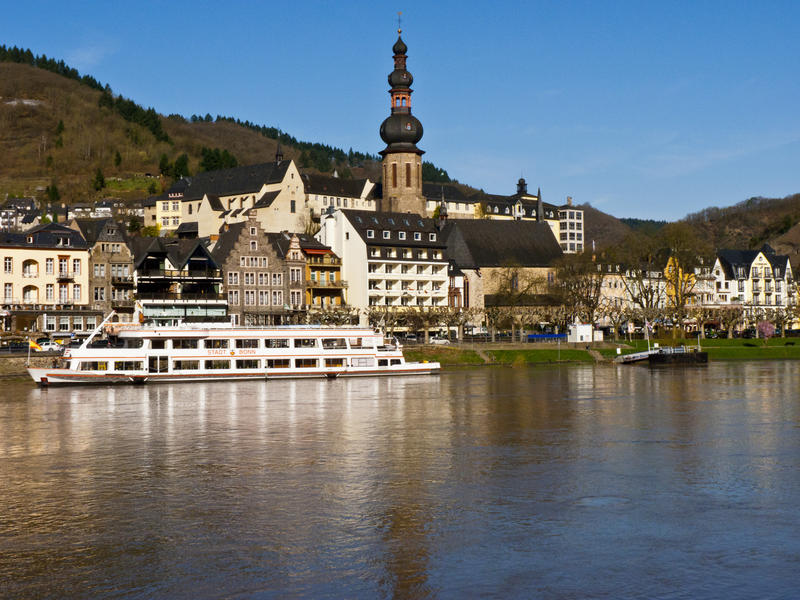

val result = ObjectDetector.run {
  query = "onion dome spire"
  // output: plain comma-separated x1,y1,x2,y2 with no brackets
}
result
379,28,423,157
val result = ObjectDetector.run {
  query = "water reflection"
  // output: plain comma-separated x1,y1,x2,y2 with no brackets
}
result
2,363,800,598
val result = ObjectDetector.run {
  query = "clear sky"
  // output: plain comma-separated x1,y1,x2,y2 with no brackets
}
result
3,1,799,220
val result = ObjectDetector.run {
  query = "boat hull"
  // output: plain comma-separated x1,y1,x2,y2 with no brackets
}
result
28,363,440,386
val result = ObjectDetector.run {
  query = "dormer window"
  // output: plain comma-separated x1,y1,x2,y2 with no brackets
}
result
414,232,421,241
367,229,375,239
26,236,33,244
429,233,437,241
382,230,390,239
399,231,406,240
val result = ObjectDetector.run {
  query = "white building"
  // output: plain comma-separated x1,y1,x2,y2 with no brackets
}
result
317,209,449,322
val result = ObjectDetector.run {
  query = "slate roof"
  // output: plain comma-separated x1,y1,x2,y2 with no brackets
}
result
301,174,370,198
339,209,447,248
716,244,791,279
422,183,470,202
73,218,129,245
175,222,199,236
441,219,563,269
132,237,219,271
168,160,291,201
210,222,247,264
253,190,280,209
0,223,88,249
470,191,560,220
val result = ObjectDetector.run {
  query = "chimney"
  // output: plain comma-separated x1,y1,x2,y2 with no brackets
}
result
567,196,573,206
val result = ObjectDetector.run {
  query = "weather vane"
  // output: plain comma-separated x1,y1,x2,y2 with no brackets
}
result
397,11,402,34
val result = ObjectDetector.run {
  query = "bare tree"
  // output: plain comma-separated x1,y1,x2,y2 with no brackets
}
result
713,305,745,338
554,252,606,325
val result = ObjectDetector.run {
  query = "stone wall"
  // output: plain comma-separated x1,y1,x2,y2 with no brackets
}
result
0,355,55,377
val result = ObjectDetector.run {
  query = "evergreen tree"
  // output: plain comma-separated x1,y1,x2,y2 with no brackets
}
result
55,120,64,135
173,154,190,178
93,168,105,191
45,183,60,203
114,150,122,167
159,153,172,177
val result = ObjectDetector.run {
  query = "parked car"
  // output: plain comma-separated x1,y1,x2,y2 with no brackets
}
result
36,341,63,353
404,334,418,343
430,336,451,345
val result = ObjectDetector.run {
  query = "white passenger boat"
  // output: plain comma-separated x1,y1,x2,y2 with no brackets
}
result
28,317,439,386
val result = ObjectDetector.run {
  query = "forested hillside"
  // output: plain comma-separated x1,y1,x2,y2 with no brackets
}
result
0,44,452,204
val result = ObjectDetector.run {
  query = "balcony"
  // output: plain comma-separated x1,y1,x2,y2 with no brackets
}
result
307,279,348,289
137,269,222,280
112,275,134,286
308,256,341,266
136,292,226,303
57,270,75,282
111,299,135,310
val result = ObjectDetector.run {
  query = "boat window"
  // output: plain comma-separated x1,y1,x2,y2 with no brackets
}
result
80,361,107,371
204,339,229,349
264,339,289,348
150,339,166,350
204,359,230,369
322,338,346,349
235,359,260,369
173,360,199,370
325,358,345,367
267,359,290,368
391,359,402,365
235,339,259,349
295,358,317,368
114,361,142,371
172,339,199,349
378,359,388,367
351,357,375,367
294,338,317,348
348,337,363,349
123,338,143,349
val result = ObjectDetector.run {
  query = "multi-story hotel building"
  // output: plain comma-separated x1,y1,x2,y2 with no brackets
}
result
0,223,99,333
317,209,449,321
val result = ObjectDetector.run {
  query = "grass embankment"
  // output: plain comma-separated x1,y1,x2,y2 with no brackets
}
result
487,349,593,365
403,345,594,366
598,337,800,361
402,346,485,366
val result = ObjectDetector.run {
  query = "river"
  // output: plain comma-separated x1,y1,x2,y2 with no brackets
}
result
2,362,799,599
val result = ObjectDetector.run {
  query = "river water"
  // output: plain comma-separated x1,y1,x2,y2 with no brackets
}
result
2,362,800,599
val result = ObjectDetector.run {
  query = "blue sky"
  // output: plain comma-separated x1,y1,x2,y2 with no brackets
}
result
3,1,799,220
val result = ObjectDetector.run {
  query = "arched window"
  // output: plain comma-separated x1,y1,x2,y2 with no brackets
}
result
22,285,38,304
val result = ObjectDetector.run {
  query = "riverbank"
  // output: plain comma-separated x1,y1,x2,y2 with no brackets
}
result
403,337,800,367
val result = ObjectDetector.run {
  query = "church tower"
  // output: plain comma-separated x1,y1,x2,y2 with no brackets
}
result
379,27,425,214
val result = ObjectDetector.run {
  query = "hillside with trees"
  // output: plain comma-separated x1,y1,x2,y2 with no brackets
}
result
0,44,455,206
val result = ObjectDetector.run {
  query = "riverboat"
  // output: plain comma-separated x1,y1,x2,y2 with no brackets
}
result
27,319,439,386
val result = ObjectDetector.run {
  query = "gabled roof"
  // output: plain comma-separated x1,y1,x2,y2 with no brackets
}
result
132,237,220,271
72,218,128,245
716,244,791,278
442,219,563,269
169,160,292,201
301,174,370,198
